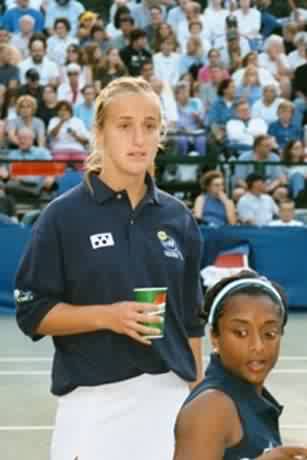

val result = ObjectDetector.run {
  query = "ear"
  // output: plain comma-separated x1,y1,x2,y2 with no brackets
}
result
209,328,220,353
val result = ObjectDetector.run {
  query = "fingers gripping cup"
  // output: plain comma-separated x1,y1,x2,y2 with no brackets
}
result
134,287,167,339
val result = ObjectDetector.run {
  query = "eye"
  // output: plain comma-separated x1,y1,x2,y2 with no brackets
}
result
233,329,248,338
264,330,280,340
119,124,129,130
145,124,157,131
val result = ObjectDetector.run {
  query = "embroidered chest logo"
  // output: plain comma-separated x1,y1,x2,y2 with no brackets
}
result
157,231,183,260
90,233,114,249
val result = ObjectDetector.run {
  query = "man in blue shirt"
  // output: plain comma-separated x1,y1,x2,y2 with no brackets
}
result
74,84,95,131
2,0,44,33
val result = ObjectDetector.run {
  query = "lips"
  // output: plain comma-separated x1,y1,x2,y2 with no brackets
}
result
246,360,267,373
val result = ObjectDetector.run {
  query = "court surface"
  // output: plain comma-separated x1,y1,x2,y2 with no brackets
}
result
0,312,306,460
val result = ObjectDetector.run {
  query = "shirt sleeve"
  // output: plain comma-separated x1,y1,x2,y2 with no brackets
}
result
15,205,66,340
182,214,205,337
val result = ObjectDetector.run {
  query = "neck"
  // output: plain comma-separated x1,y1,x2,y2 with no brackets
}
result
99,169,147,209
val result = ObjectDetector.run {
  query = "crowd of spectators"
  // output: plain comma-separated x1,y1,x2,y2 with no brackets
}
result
0,0,306,226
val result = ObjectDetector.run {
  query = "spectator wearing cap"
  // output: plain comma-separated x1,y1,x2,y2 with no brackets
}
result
153,35,180,86
10,14,34,58
7,94,45,147
110,15,135,50
47,18,78,66
234,134,287,195
2,0,44,33
120,28,151,76
45,0,85,37
18,67,43,105
0,43,19,87
237,172,279,225
48,100,90,161
74,84,95,131
19,34,60,86
57,63,84,106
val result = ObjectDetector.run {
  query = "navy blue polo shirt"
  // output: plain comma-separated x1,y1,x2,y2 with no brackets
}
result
184,354,283,460
15,173,204,396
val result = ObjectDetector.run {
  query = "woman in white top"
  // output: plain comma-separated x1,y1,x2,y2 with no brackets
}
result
258,35,290,82
153,36,181,87
48,100,90,161
288,32,307,71
251,85,283,125
202,0,228,46
232,51,278,88
47,18,78,67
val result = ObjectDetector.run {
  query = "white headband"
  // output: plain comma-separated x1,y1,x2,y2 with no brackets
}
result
208,278,284,326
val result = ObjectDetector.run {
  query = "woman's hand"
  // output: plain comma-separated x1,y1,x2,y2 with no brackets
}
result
103,301,162,346
257,446,307,460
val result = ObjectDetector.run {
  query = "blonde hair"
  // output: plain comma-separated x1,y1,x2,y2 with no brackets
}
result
16,95,37,115
85,76,165,184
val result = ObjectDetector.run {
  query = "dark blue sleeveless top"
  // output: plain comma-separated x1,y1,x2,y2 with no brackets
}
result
202,195,228,227
184,354,283,460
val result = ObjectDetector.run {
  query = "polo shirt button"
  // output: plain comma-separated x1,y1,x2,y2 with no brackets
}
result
130,219,134,224
117,193,122,199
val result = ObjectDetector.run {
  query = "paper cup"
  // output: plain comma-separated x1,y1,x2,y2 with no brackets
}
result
134,287,167,339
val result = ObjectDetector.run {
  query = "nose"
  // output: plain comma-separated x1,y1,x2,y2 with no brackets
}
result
249,330,265,353
132,125,145,146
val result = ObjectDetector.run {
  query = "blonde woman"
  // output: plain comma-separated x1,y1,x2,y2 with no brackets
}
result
7,95,45,147
236,64,262,106
15,77,204,460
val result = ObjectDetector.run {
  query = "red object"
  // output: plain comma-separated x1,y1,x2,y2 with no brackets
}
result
214,253,248,268
10,161,66,177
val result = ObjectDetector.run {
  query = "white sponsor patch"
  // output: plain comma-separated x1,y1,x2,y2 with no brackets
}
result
90,233,114,249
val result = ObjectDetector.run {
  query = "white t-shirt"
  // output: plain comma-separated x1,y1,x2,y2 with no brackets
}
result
251,98,284,125
233,8,261,39
18,56,60,85
48,116,90,152
203,7,228,45
153,52,181,87
269,219,303,226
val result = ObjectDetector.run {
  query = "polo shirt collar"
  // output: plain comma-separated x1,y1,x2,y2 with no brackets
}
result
87,172,161,206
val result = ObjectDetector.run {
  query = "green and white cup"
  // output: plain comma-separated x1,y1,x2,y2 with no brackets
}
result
134,287,168,339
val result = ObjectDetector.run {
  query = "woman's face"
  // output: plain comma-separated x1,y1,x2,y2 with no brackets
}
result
55,22,68,38
290,141,304,162
43,86,57,104
159,23,171,38
209,50,220,66
97,92,161,181
247,52,258,66
58,105,72,120
208,177,224,197
67,47,79,62
19,102,34,118
108,48,120,65
224,81,236,100
263,86,276,104
211,293,283,392
245,66,258,85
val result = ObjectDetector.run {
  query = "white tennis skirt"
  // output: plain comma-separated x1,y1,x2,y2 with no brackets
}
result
50,372,189,460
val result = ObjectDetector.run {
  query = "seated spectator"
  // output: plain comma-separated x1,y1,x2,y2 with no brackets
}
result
282,139,307,199
37,84,58,127
182,19,210,56
197,64,226,112
0,43,19,87
106,4,132,40
193,170,237,226
131,0,166,30
57,63,84,107
45,0,85,37
77,11,98,46
216,28,251,73
18,67,43,105
269,198,304,226
92,47,127,92
154,22,177,53
258,35,290,83
174,81,206,156
7,94,45,147
19,34,60,86
232,51,278,89
235,134,287,194
237,172,278,225
226,100,268,154
153,35,180,86
61,44,91,87
288,31,307,71
233,0,261,44
47,17,78,67
251,84,283,125
74,84,95,131
120,28,152,77
48,100,90,161
2,0,44,33
88,24,112,53
110,14,135,51
144,5,163,52
202,0,228,45
10,14,34,58
197,48,229,84
207,78,236,127
178,36,206,78
166,0,187,36
268,100,303,152
3,127,55,201
236,64,263,106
